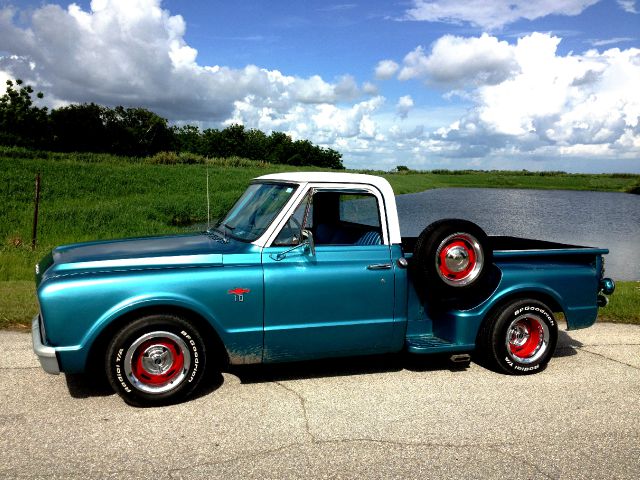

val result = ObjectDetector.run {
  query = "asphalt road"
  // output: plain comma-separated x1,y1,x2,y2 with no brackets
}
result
1,322,639,479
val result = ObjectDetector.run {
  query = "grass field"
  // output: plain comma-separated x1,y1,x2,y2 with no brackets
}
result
383,169,640,195
1,147,638,328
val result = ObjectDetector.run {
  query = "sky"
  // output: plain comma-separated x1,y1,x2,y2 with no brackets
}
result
0,0,639,172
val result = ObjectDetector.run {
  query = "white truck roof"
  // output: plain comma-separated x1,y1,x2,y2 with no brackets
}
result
256,172,402,245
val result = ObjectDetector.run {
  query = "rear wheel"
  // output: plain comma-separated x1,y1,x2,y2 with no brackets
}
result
105,314,207,406
477,299,558,374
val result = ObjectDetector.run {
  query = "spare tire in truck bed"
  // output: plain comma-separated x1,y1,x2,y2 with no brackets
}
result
412,218,492,296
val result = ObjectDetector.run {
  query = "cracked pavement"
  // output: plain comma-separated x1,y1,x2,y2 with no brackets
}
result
1,322,639,479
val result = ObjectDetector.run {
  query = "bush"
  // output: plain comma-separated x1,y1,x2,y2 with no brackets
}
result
146,151,206,165
627,184,640,195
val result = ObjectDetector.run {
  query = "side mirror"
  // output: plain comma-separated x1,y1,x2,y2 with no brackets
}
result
301,229,315,256
270,229,315,261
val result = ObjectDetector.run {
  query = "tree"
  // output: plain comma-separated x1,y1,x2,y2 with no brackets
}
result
244,128,268,160
0,80,345,168
266,131,293,164
319,147,344,170
219,124,248,158
173,124,204,154
201,128,223,157
50,103,108,152
0,79,49,148
103,106,174,156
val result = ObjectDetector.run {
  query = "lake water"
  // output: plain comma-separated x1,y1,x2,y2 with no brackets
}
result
395,188,640,281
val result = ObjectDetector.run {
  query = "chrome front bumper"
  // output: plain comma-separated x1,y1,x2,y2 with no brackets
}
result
31,315,60,374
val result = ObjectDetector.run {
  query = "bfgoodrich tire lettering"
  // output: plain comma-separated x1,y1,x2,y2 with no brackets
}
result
106,314,207,406
477,299,558,375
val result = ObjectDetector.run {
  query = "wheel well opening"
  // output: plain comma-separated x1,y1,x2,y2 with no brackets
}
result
491,292,564,318
86,305,229,374
477,292,564,344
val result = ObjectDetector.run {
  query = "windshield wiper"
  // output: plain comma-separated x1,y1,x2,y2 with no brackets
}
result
206,221,233,243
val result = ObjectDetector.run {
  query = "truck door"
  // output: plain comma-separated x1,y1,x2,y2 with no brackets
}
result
261,187,396,362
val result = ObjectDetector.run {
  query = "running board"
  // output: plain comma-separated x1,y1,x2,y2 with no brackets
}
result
406,335,474,354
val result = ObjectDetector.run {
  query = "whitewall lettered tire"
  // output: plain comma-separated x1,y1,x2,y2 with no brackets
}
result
105,314,207,406
478,299,558,374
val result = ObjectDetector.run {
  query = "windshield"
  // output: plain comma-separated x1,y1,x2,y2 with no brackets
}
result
215,182,298,242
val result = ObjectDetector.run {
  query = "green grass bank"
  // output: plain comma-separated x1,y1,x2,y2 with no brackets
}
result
1,148,639,328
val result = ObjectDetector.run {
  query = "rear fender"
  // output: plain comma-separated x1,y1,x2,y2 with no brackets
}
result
481,284,567,320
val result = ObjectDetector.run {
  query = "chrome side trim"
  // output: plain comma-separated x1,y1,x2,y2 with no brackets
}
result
31,315,60,375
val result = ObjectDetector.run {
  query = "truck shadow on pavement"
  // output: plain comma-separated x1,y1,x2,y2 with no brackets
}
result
554,329,584,358
63,329,584,400
228,352,472,385
230,329,585,385
62,352,468,400
64,368,226,401
64,373,113,398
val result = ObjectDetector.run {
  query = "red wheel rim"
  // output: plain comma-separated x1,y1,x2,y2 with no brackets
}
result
124,331,192,394
508,316,546,362
131,338,185,386
435,233,484,287
438,240,476,281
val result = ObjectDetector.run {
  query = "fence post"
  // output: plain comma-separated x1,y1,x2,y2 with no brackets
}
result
32,173,41,251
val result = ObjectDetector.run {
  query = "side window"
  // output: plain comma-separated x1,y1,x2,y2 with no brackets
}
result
313,191,383,246
339,194,381,228
272,190,384,247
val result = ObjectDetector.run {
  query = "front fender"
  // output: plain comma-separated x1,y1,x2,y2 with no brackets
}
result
39,265,264,373
85,293,224,350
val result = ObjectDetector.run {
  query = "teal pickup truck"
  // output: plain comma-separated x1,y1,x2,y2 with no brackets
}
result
33,172,616,406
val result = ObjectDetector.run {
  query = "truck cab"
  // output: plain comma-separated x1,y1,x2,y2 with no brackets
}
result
255,173,404,362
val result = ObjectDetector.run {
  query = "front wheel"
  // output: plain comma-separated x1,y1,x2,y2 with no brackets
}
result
105,314,207,406
477,299,558,374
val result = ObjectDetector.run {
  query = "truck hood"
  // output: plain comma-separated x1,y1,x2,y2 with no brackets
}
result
38,232,245,282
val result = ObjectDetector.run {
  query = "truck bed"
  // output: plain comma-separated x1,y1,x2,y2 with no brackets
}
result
401,235,609,257
401,234,609,335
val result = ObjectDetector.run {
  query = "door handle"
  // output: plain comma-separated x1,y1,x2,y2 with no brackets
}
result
367,263,392,270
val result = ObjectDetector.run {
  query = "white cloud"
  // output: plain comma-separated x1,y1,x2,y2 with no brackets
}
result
227,95,386,147
617,1,638,13
389,124,424,140
0,0,362,123
0,0,638,172
398,34,519,86
374,59,399,80
425,33,640,162
404,0,600,30
360,33,639,171
396,95,414,119
288,74,360,104
362,81,379,95
588,37,635,47
396,47,428,82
